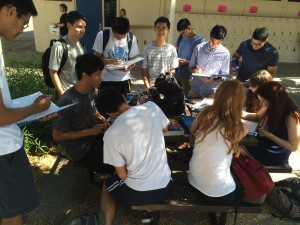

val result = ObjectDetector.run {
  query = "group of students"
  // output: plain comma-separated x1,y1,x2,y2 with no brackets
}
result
1,1,300,225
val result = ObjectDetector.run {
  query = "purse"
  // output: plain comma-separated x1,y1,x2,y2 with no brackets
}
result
231,155,274,198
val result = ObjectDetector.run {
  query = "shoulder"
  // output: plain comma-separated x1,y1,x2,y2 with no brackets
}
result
219,45,230,55
143,43,155,52
166,44,176,50
265,43,278,55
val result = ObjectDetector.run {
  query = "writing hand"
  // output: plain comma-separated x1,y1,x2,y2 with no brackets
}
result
33,95,51,113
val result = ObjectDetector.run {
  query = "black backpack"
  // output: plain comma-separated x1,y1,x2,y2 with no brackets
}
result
102,29,133,56
41,38,68,88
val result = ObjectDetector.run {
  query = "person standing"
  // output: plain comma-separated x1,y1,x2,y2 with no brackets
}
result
231,27,279,82
49,11,86,96
0,1,52,224
93,17,139,96
141,16,178,88
189,25,230,98
175,18,205,96
55,3,68,38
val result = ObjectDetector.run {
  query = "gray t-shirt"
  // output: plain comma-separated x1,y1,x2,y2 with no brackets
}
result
49,37,85,91
53,87,97,160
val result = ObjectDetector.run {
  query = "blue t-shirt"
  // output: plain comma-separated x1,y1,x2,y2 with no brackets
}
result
176,34,205,78
236,39,279,82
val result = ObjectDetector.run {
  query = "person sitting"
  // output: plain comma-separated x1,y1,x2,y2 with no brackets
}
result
189,79,248,205
95,87,172,225
52,53,114,187
243,81,300,166
245,70,273,113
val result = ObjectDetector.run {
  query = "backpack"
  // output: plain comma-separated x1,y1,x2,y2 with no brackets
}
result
41,39,85,88
41,38,68,88
265,177,300,221
102,29,133,56
150,73,185,117
60,213,104,225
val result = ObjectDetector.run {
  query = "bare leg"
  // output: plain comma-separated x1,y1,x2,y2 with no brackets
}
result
100,184,116,225
1,216,22,225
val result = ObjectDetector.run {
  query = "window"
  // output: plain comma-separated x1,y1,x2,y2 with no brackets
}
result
104,0,116,27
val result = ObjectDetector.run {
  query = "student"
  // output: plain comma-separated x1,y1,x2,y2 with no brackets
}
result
0,1,52,224
141,16,178,88
93,17,139,96
175,18,205,96
52,53,114,185
49,11,86,96
189,79,248,205
54,3,68,37
243,81,300,166
231,27,279,82
95,87,172,225
189,25,230,98
245,70,273,113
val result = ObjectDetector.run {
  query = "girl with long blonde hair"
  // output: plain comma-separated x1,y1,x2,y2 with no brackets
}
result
188,79,248,205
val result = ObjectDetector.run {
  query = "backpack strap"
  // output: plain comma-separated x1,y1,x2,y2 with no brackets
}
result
79,40,87,53
102,29,110,53
57,38,68,71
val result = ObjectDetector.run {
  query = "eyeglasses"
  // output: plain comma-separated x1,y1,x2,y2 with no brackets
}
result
21,16,29,29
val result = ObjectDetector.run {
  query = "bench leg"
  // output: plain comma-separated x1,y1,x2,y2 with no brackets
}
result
150,211,160,225
209,212,228,225
209,212,219,225
218,212,227,225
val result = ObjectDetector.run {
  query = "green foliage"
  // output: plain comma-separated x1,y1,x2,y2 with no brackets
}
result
5,53,57,155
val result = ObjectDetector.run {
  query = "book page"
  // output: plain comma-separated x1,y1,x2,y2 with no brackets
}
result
242,119,258,135
105,56,144,71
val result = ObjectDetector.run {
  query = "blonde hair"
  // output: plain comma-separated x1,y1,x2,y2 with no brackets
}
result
191,79,244,156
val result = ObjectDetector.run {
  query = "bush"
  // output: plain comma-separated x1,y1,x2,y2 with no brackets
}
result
5,54,57,155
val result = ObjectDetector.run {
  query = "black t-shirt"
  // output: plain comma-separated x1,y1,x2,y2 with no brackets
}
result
59,13,68,36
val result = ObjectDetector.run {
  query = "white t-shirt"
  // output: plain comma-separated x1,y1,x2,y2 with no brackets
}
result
188,128,236,197
142,43,178,86
103,101,171,191
0,54,23,156
92,29,139,82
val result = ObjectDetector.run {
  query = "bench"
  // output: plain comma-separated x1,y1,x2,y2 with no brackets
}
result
132,200,262,225
265,164,293,173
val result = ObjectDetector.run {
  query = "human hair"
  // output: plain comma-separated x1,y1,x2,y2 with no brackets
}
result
154,16,170,29
75,53,104,80
191,79,244,156
60,3,67,12
252,27,269,41
210,25,227,40
0,0,37,18
120,8,126,18
177,18,191,32
66,11,86,25
246,70,273,112
255,81,300,132
111,17,130,35
95,87,126,116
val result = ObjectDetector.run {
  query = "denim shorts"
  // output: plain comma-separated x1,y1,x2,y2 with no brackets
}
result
0,147,39,218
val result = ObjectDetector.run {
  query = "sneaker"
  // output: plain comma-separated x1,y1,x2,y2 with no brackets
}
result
140,210,154,224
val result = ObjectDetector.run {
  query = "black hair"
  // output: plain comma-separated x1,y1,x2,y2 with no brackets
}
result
0,0,37,18
111,17,130,35
210,25,227,40
60,3,67,12
154,16,170,29
66,11,86,25
96,87,126,116
177,18,191,32
75,53,104,80
252,27,269,41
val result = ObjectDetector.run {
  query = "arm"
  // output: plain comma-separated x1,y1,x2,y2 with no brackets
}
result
242,106,268,122
267,66,277,78
257,115,300,151
94,51,121,66
49,69,64,96
0,92,51,126
231,51,241,74
141,67,150,88
115,165,127,180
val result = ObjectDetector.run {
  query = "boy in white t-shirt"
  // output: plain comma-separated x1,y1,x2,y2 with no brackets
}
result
93,17,139,96
95,87,172,225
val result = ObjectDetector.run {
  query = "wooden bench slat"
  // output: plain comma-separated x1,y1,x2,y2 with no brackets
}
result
265,164,292,173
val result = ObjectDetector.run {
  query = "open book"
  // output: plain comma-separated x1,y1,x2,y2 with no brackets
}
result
105,56,144,71
9,92,77,126
192,73,233,79
242,119,259,136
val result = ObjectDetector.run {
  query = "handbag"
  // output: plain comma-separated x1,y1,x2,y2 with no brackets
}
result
231,155,274,198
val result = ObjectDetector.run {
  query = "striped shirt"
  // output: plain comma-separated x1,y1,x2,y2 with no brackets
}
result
142,43,178,86
189,41,230,97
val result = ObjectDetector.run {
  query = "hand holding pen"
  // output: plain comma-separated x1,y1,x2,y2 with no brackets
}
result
33,94,51,113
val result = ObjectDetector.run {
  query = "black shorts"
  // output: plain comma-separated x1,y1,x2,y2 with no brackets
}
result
0,147,39,218
99,80,131,97
105,174,173,207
